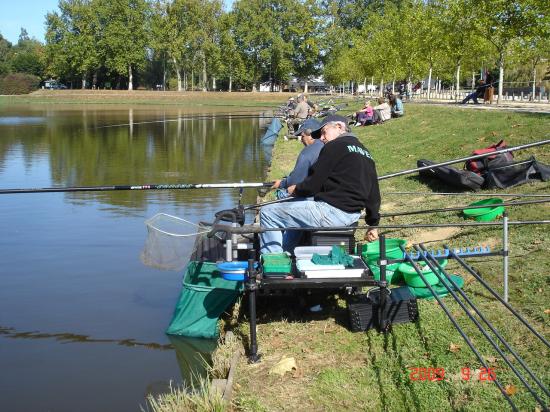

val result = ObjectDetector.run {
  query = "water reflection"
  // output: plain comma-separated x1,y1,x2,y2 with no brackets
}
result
0,104,272,412
0,116,45,125
0,325,172,350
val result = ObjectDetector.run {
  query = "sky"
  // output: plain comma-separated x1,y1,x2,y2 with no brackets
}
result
0,0,235,45
0,0,60,44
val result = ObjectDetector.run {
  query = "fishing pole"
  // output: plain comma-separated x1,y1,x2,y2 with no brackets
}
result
418,244,550,400
413,244,546,409
380,198,550,218
97,113,276,129
400,245,519,411
378,138,550,180
0,182,274,195
384,191,550,198
207,220,550,236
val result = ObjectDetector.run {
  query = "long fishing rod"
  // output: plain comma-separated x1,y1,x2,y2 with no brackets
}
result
97,113,276,129
0,182,274,195
384,191,550,198
399,245,518,411
207,219,550,236
414,244,548,409
378,138,550,180
380,198,550,218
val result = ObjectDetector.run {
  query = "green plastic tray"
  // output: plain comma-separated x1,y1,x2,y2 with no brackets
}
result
399,259,448,288
463,198,505,222
408,274,465,299
361,238,406,263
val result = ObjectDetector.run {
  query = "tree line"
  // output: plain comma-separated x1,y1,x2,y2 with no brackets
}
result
0,0,548,98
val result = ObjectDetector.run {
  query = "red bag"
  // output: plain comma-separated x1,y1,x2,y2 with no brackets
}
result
465,140,514,174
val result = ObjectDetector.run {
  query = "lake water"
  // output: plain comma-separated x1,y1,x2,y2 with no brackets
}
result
0,104,271,411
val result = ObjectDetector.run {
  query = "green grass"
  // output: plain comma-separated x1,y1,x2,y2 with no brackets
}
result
233,103,550,411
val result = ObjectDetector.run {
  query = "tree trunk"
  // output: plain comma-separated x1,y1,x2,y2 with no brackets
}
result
202,54,207,92
191,70,194,91
497,52,504,104
81,73,86,89
392,80,395,94
229,74,232,92
427,67,432,99
532,65,536,101
455,63,460,101
212,76,216,90
472,71,475,90
128,65,133,91
173,58,182,91
379,78,383,97
92,71,97,89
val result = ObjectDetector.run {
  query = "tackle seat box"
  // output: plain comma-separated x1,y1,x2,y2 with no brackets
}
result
302,222,358,254
347,286,419,332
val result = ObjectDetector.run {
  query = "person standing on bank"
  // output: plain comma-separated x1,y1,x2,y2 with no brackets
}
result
272,118,323,199
260,115,381,254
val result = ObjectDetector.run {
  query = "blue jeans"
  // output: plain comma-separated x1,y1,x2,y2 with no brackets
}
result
260,199,361,254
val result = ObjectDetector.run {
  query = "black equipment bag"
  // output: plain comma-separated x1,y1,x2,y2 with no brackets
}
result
417,159,485,191
483,156,550,189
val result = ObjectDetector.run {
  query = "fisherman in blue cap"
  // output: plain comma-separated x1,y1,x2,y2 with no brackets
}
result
272,118,324,199
261,114,381,253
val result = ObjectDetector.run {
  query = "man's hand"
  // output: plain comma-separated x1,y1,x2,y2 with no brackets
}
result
272,179,281,189
287,185,296,195
365,228,379,242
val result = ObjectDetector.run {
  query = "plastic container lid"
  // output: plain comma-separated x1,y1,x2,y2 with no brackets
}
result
463,198,505,222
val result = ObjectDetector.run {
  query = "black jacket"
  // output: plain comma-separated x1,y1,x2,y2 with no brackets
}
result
295,132,381,226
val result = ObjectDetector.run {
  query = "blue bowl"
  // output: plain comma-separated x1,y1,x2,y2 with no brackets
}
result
217,261,256,281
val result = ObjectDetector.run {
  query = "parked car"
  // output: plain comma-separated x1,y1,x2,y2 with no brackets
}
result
44,80,67,90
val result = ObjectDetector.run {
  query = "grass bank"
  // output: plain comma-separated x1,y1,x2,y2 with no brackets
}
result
0,90,299,107
233,104,550,411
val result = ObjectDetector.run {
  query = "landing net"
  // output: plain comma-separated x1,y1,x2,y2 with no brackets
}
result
141,213,210,271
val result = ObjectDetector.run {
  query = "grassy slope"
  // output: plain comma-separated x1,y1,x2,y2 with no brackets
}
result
233,104,550,411
0,90,297,107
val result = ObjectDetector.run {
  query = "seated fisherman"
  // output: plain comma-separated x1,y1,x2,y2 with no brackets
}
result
461,80,485,105
389,94,404,117
272,118,323,199
290,94,311,132
260,115,381,254
372,97,391,124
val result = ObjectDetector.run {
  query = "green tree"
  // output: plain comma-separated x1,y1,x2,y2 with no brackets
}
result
217,12,248,91
0,33,12,75
97,0,149,90
232,0,278,91
10,32,45,77
476,0,547,103
45,0,101,88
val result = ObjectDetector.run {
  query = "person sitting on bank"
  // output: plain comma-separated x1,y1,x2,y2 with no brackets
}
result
260,115,381,254
389,94,404,117
355,101,374,126
372,97,391,124
272,118,323,199
290,94,311,132
461,80,485,105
